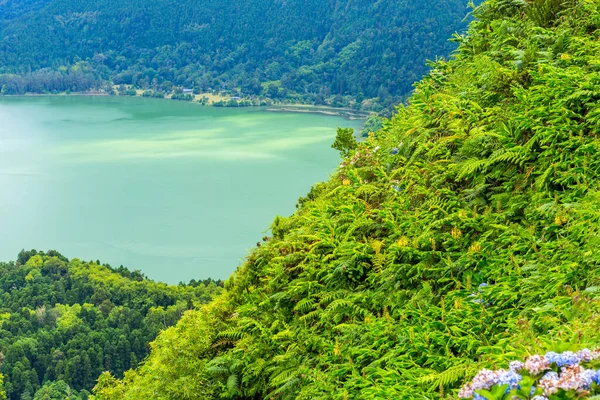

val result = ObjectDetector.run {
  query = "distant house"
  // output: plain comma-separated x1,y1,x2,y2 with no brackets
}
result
182,88,194,94
230,96,242,101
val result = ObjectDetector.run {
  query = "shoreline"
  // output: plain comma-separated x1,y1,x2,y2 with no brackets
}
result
1,92,368,119
264,105,367,119
8,92,110,97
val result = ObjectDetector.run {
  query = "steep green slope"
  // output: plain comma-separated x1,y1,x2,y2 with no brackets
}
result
0,0,469,110
0,250,221,400
91,0,600,398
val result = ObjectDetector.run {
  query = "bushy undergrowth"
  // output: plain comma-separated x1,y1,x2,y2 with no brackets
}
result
94,0,600,398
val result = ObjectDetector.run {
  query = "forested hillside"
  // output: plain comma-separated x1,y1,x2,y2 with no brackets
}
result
0,0,469,111
0,250,221,400
89,0,600,398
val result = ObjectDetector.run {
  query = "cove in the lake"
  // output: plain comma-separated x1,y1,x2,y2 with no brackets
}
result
0,96,363,283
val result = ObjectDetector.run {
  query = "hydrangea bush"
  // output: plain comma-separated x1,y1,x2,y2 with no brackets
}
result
459,349,600,399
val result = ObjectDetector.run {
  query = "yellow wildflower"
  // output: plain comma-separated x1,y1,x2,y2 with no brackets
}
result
554,214,568,225
451,227,462,239
469,242,481,253
397,236,409,247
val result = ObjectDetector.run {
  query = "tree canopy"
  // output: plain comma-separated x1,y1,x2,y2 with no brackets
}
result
0,0,470,111
0,250,221,400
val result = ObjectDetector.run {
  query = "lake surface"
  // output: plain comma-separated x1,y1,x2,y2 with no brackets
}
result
0,96,362,283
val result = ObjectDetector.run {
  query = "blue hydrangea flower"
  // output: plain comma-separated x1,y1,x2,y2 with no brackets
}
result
499,370,522,387
580,369,596,389
473,394,487,400
544,351,579,367
544,352,559,365
541,371,559,380
559,351,579,366
593,370,600,385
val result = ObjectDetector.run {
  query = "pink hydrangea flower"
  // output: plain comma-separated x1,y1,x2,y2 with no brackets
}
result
471,369,500,390
525,354,550,375
558,365,586,391
458,383,474,399
509,360,524,372
538,371,559,395
577,348,593,362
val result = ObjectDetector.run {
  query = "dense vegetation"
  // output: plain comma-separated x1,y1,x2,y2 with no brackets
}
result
0,0,470,112
88,0,600,398
0,250,221,400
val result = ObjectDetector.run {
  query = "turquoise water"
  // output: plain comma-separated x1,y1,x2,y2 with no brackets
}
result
0,96,363,283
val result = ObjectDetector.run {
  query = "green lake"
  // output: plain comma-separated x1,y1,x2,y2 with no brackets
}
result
0,96,363,283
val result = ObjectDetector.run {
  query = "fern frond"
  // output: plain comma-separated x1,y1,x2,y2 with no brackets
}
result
270,368,299,387
417,364,469,391
294,297,316,313
457,158,488,180
535,164,555,190
299,310,321,323
487,148,529,167
216,327,246,340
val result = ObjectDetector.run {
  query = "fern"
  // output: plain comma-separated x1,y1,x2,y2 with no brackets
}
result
535,164,555,190
294,297,316,313
216,327,246,340
487,148,529,168
456,158,488,180
417,364,471,391
94,2,600,399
